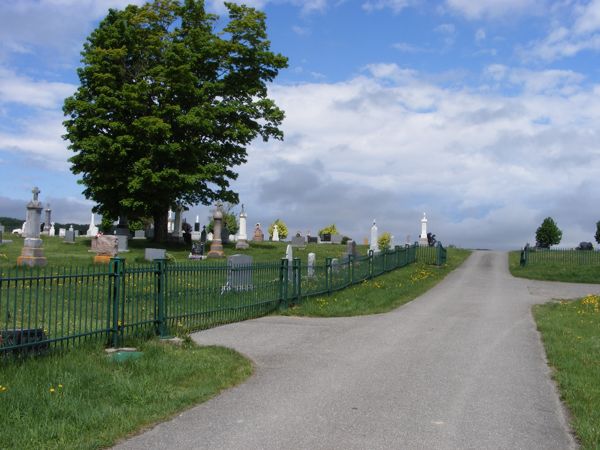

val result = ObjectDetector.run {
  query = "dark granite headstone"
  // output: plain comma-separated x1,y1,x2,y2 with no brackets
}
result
291,234,306,248
200,225,207,243
221,224,230,245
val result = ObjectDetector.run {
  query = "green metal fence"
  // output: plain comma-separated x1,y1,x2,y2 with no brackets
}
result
520,244,600,267
0,243,444,354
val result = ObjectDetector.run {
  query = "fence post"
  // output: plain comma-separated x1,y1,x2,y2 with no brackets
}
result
109,257,124,348
325,257,332,294
520,244,529,267
155,259,168,338
279,258,289,310
348,254,354,284
368,250,374,279
292,257,301,304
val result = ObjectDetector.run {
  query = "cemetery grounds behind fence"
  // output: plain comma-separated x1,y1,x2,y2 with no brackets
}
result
0,243,446,355
519,244,600,267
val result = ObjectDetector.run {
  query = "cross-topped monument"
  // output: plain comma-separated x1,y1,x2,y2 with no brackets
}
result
17,187,47,267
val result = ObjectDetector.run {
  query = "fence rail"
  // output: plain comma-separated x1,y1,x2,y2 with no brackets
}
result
1,243,445,355
520,244,600,267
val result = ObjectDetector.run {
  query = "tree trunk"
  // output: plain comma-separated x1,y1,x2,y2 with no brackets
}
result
153,209,169,243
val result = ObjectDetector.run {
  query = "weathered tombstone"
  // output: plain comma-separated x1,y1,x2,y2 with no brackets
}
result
49,222,55,236
253,223,264,242
207,231,214,240
189,242,205,259
221,223,230,245
331,234,343,244
370,220,379,252
331,257,340,273
291,233,306,248
43,204,51,235
86,213,99,237
307,236,318,244
207,202,225,258
200,225,207,244
116,234,129,252
191,230,202,241
92,235,118,263
17,187,47,267
133,230,145,240
307,252,316,278
224,254,253,292
346,240,358,258
64,225,75,244
145,248,166,261
59,228,66,237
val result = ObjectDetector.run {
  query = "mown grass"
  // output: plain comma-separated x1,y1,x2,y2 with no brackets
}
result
0,236,367,269
0,339,252,450
283,248,471,317
508,251,600,284
534,296,600,449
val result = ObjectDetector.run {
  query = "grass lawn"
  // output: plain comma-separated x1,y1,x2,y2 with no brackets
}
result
0,339,252,450
283,248,471,317
508,251,600,284
534,296,600,449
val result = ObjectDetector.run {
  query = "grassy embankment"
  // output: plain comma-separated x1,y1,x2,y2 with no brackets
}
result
509,250,600,449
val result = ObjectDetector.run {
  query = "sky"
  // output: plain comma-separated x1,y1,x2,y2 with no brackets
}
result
1,0,600,249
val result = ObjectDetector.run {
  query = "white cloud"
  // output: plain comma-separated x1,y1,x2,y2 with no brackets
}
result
362,0,419,13
0,67,75,109
393,42,428,53
208,0,326,15
445,0,546,20
231,64,600,248
475,28,486,43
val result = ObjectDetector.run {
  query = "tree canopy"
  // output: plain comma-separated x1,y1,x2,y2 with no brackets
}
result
63,0,287,242
535,217,562,248
595,221,600,245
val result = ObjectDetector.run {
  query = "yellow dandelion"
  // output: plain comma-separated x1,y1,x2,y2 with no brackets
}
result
49,387,55,393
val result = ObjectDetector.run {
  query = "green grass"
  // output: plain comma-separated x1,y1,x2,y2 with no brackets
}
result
0,339,252,450
0,236,368,269
533,296,600,449
509,251,600,284
283,248,471,317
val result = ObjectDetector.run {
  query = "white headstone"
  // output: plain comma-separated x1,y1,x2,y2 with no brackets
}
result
207,232,214,241
272,224,279,242
49,223,55,236
370,220,379,252
286,244,293,262
307,252,316,278
59,228,66,237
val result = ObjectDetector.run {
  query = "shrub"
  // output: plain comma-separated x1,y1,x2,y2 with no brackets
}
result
378,232,392,251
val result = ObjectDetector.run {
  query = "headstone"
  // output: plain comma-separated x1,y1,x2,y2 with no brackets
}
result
331,233,343,244
146,227,155,239
59,228,66,237
194,215,200,232
115,215,129,237
86,213,99,237
286,244,293,278
191,231,202,241
291,234,306,248
221,223,230,245
133,230,145,240
189,242,205,259
200,225,207,243
321,232,331,242
43,204,51,235
272,224,279,242
49,222,55,236
253,223,264,242
346,240,358,258
307,236,318,244
74,230,80,237
370,220,379,252
390,234,395,249
64,225,75,244
236,205,249,249
167,209,175,233
93,235,118,257
224,254,253,292
307,253,316,278
419,213,428,246
207,202,225,258
229,234,236,242
207,232,214,241
145,248,166,261
17,187,47,267
116,234,129,252
331,257,340,273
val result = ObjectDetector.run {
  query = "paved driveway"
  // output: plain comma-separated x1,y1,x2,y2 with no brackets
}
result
115,251,599,449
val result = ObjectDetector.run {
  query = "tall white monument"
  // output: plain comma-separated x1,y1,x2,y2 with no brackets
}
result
370,220,379,252
419,213,428,246
87,213,99,237
236,204,249,249
272,223,280,242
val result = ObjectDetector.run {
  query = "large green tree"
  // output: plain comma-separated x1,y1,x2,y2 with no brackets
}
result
595,221,600,245
535,217,562,248
63,0,287,242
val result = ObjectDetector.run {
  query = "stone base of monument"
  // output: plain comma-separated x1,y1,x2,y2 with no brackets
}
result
235,239,249,250
94,255,112,264
17,238,47,267
207,241,225,258
419,238,428,247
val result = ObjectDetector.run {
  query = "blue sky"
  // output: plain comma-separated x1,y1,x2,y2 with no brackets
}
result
1,0,600,248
